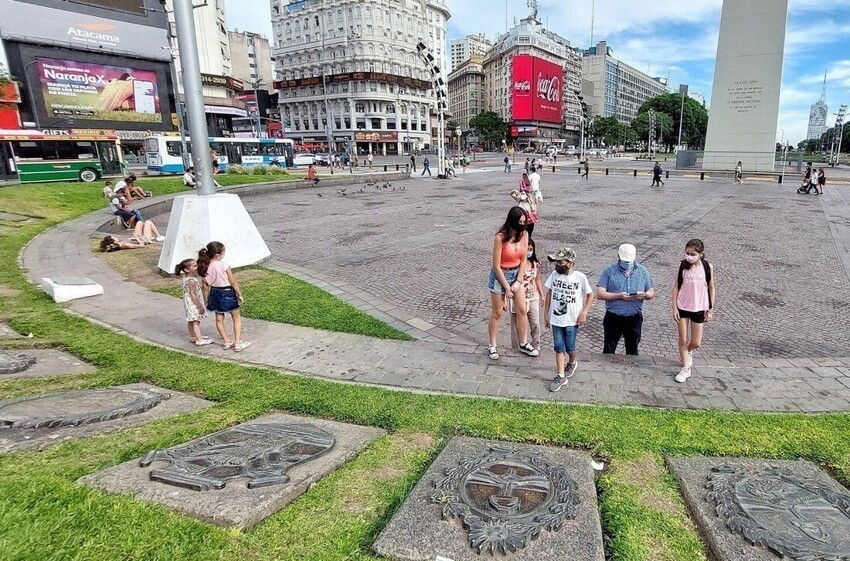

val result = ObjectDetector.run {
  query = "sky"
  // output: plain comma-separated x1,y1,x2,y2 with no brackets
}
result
227,0,850,145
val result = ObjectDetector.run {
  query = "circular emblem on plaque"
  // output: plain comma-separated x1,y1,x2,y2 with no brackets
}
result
707,465,850,560
0,351,36,375
0,388,168,429
431,446,580,555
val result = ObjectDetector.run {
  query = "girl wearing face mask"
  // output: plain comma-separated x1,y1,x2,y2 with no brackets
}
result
672,239,716,383
510,238,545,353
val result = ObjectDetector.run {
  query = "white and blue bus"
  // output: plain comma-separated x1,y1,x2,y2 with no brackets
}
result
145,135,295,174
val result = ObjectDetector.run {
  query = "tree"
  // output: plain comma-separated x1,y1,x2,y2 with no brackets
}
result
631,111,674,151
446,120,460,150
635,93,709,150
469,111,508,149
589,116,622,147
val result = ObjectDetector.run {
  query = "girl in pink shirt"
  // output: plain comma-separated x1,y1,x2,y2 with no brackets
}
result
671,239,716,383
197,241,251,352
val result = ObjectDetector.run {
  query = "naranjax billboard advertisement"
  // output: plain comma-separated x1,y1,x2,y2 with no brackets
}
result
37,58,160,123
511,55,563,124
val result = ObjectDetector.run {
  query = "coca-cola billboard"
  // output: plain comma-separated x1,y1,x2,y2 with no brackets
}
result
511,55,564,124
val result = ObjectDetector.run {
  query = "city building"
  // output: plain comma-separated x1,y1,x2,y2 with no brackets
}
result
807,74,829,142
581,41,668,124
229,31,274,89
449,33,491,73
483,11,583,147
0,0,175,153
163,0,248,136
270,0,451,156
447,55,484,133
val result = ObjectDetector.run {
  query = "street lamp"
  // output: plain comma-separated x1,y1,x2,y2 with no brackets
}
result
676,84,687,151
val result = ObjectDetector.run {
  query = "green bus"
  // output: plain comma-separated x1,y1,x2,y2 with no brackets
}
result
0,129,124,183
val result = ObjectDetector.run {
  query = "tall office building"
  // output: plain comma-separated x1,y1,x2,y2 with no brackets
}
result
270,0,451,155
581,41,668,124
229,31,274,89
449,33,491,72
447,54,484,132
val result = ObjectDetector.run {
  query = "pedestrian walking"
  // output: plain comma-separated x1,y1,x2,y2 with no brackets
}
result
528,166,543,202
461,154,469,173
504,155,512,173
510,237,544,353
524,157,531,174
595,243,656,355
798,162,816,193
519,172,531,194
198,241,251,352
544,247,594,392
582,159,590,179
410,154,416,172
735,161,743,184
487,207,536,360
651,161,665,186
672,239,716,383
367,153,373,169
510,188,538,236
816,167,826,195
174,258,214,346
421,156,431,176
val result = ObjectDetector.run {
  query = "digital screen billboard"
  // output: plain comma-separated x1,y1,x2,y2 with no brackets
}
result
37,58,161,124
512,55,564,124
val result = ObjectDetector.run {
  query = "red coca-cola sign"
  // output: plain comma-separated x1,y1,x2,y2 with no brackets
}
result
511,55,564,124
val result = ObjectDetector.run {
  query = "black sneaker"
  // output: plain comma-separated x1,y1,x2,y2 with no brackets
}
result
519,342,539,357
549,375,567,392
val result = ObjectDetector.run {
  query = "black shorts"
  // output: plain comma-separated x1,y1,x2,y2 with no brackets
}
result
678,309,706,323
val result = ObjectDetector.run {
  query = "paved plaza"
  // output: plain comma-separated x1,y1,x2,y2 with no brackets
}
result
20,159,850,412
250,159,850,361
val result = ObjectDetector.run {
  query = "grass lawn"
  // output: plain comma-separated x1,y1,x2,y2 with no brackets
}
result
1,180,849,560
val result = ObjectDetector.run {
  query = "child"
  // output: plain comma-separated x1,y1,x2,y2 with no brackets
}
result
510,238,544,353
198,241,251,352
544,247,594,392
672,239,716,383
175,258,213,346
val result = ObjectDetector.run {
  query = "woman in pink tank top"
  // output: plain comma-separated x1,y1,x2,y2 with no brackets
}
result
671,239,716,383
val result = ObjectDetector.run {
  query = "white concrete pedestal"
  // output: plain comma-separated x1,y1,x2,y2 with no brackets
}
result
41,277,103,303
157,193,270,274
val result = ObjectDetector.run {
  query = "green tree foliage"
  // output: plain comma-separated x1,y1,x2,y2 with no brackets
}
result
633,93,709,151
469,111,508,148
631,111,675,151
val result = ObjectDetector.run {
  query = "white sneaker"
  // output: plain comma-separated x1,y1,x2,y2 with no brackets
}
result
675,367,691,383
686,351,693,368
155,235,166,242
488,345,499,360
519,342,539,357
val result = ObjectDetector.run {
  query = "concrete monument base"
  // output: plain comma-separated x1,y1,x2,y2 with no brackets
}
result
41,277,103,303
157,193,270,274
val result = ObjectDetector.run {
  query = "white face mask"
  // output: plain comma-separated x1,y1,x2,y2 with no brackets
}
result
527,251,534,259
685,254,700,264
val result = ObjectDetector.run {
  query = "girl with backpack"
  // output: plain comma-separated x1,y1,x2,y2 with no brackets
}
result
672,239,715,383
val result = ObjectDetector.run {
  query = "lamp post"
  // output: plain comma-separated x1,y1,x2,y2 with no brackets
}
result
647,109,656,159
777,128,786,183
319,0,334,174
834,105,846,166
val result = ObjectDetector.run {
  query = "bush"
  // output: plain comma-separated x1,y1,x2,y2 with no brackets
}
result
251,165,270,175
268,165,287,175
227,165,248,175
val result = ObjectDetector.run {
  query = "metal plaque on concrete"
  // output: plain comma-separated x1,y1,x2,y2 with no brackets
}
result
0,383,212,452
667,456,850,560
702,0,788,172
80,413,385,529
374,437,604,561
0,351,36,375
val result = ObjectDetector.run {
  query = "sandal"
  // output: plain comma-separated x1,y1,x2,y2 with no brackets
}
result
194,337,214,346
222,341,234,350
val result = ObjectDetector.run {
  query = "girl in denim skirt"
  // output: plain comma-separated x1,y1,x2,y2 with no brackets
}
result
198,241,251,352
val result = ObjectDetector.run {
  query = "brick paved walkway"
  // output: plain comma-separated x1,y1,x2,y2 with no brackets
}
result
19,167,850,412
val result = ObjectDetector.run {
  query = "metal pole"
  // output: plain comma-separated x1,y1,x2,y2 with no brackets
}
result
579,118,585,161
24,61,41,129
676,89,685,150
320,1,334,174
173,0,215,195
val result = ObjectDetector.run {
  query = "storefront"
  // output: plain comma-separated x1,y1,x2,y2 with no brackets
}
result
354,131,399,156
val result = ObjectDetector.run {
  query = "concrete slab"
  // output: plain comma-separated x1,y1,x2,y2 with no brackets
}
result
0,322,22,338
373,436,604,561
667,456,850,560
0,383,212,452
0,348,96,379
80,413,385,529
41,277,103,303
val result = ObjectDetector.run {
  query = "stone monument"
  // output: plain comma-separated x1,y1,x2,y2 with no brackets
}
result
702,0,788,173
667,456,850,560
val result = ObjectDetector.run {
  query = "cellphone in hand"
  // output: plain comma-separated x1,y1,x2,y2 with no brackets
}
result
628,292,638,296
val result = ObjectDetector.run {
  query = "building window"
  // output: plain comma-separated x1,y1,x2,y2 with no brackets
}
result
355,102,365,113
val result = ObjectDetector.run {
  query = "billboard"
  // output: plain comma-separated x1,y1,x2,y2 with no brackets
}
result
512,55,564,124
37,58,160,123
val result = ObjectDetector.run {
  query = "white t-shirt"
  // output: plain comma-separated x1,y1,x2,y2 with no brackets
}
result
544,270,592,327
528,172,541,193
183,172,195,186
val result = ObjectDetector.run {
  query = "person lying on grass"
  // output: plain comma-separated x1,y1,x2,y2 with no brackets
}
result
99,220,165,251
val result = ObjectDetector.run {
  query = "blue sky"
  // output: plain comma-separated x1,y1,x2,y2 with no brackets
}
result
228,0,850,145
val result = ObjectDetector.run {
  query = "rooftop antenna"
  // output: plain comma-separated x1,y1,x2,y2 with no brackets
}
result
527,0,538,21
506,0,508,31
819,69,827,103
590,0,595,45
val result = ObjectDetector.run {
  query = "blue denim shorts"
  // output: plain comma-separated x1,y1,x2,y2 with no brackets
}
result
207,286,239,313
488,267,520,295
552,325,579,354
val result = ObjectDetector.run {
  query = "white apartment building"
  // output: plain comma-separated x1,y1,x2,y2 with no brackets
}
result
581,41,667,124
449,33,490,72
270,0,451,156
483,15,583,146
229,30,274,89
447,54,484,132
164,0,248,136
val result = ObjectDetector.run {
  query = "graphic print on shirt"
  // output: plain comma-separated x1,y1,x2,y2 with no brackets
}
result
551,277,580,317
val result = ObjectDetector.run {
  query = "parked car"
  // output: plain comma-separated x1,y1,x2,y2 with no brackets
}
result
293,153,316,166
314,154,330,166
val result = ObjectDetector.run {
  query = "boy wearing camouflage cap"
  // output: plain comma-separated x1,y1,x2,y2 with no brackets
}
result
544,247,594,392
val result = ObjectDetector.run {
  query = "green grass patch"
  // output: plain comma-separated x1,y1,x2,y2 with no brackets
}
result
2,180,850,559
155,266,410,340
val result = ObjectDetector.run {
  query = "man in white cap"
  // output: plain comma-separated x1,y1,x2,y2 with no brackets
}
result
595,243,655,355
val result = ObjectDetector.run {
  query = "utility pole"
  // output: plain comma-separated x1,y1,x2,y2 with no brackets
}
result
173,0,215,195
676,84,688,150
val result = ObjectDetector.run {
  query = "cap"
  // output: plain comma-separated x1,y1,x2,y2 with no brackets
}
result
618,243,636,262
548,247,577,263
